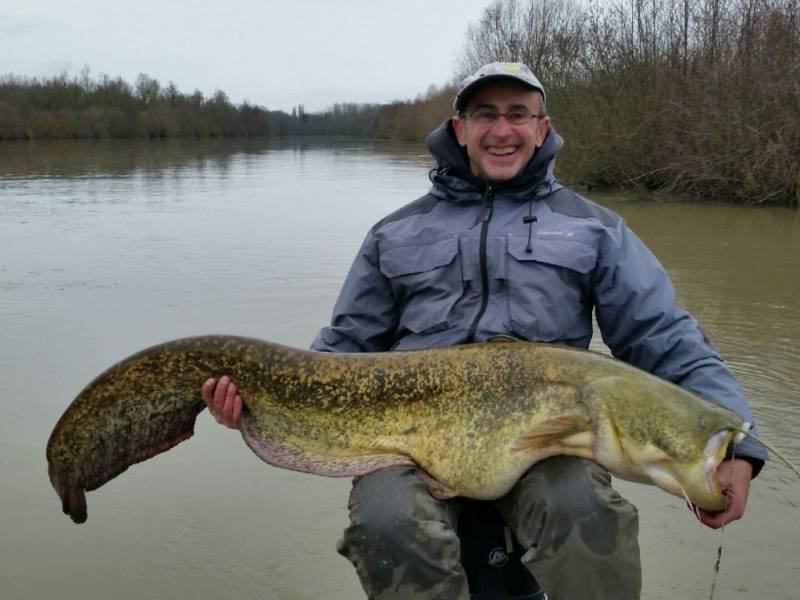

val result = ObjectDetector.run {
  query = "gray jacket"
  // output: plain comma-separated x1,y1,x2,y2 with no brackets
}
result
311,119,766,466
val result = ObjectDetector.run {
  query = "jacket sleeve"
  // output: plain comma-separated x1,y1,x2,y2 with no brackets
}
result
310,231,398,353
592,219,767,469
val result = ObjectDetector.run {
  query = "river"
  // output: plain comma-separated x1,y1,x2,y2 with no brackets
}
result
1,138,798,599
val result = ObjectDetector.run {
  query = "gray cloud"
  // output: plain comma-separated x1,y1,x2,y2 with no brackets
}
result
0,14,59,35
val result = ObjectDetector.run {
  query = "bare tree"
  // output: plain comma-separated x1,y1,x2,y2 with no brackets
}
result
455,0,800,205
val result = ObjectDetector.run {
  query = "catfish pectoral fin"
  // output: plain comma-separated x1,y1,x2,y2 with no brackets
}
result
511,415,593,452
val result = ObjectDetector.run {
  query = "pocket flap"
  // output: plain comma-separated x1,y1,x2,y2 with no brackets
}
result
507,236,597,274
379,238,459,278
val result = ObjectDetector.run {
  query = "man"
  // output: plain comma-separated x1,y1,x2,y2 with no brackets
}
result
203,62,766,599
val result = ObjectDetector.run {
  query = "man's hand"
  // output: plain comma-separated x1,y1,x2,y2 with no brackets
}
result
697,458,753,529
202,376,243,429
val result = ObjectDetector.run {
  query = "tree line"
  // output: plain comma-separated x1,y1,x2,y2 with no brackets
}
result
363,0,799,205
0,70,398,140
0,71,273,139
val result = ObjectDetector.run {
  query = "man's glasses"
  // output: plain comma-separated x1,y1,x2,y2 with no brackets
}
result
464,108,544,127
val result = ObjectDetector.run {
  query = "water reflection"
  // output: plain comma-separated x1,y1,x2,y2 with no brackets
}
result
0,136,432,182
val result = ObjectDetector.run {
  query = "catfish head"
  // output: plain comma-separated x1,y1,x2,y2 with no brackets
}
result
582,374,749,512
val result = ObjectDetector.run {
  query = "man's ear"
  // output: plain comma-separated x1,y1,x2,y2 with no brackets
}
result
535,116,551,148
452,116,467,147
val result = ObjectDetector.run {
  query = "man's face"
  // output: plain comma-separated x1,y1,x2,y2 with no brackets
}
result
452,81,550,183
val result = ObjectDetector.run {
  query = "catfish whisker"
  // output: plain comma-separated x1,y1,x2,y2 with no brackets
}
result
731,428,800,479
680,486,701,521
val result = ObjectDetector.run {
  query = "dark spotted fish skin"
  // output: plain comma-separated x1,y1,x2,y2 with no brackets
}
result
46,335,432,523
47,335,746,523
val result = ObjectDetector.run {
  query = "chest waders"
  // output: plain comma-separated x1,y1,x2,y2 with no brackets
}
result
459,502,547,600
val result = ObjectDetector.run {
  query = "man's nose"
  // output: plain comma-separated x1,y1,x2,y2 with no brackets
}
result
489,114,514,135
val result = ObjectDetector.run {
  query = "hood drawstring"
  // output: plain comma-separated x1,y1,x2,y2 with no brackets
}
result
523,198,537,253
429,166,446,184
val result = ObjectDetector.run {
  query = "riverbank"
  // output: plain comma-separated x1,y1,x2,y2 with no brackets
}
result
2,132,796,208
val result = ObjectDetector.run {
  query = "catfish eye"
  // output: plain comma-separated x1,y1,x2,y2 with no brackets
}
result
698,418,710,430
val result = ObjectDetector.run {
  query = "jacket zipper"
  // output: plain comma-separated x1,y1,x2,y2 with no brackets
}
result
466,185,494,344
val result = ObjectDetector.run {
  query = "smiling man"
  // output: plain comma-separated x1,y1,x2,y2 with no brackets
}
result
452,79,549,182
204,62,765,599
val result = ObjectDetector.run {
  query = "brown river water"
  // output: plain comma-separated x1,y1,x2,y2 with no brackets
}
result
1,138,798,599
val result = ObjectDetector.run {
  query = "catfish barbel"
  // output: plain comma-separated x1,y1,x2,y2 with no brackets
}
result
47,335,785,524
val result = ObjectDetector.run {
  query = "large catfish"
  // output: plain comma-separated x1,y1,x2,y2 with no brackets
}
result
48,336,762,524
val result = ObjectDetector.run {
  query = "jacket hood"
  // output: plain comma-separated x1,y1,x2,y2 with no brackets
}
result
425,118,563,200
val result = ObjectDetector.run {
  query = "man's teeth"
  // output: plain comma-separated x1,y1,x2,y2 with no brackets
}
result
488,147,516,156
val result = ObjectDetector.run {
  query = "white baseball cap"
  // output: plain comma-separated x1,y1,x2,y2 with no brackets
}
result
454,62,546,112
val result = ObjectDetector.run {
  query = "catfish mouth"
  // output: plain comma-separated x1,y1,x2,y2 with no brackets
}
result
702,422,750,494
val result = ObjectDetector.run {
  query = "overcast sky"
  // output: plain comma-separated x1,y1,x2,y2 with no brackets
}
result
2,0,494,112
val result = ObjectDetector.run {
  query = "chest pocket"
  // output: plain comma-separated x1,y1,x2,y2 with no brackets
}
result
379,238,463,334
505,236,596,341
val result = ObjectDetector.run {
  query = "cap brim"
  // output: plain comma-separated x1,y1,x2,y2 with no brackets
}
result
454,75,544,111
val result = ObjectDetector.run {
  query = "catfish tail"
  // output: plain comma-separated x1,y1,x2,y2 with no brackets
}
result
46,335,275,523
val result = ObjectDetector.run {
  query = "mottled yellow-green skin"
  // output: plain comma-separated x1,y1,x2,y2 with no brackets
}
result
47,336,745,523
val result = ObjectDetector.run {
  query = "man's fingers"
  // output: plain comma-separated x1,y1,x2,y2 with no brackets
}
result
200,376,241,429
723,489,747,522
212,375,230,418
698,460,751,529
698,509,726,529
699,500,744,529
232,395,242,426
202,378,216,408
698,504,734,529
222,382,237,422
